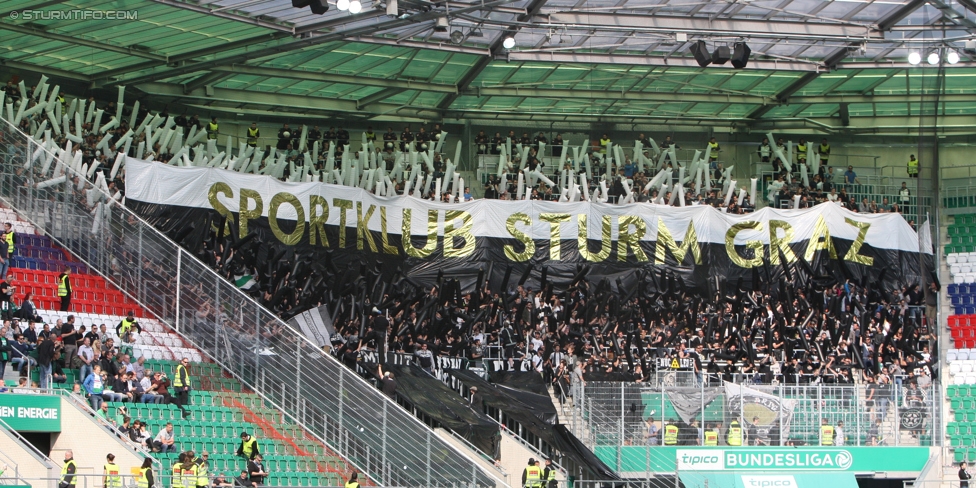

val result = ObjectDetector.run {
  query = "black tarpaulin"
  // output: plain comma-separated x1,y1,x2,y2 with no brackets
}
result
489,370,550,396
384,364,499,456
448,370,619,480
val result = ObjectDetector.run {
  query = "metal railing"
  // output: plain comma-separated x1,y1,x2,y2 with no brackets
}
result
573,382,941,452
0,118,502,488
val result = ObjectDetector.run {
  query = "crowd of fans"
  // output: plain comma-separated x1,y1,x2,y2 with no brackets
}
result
0,78,938,407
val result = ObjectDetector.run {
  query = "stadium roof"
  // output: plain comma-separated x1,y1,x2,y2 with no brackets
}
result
2,0,975,131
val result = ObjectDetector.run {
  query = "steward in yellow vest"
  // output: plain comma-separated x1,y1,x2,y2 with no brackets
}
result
207,118,219,140
523,459,542,488
704,426,719,446
727,420,743,446
820,419,835,446
664,422,679,445
238,432,260,460
247,124,260,147
60,451,78,488
907,155,918,177
104,454,123,488
137,458,155,488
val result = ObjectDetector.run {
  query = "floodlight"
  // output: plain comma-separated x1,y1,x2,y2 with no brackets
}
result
907,52,921,65
503,36,515,49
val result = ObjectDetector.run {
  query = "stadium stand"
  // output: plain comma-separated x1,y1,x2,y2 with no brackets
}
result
0,206,359,487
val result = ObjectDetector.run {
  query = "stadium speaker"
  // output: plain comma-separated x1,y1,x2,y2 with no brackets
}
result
308,0,329,14
839,103,850,127
689,40,711,67
731,42,751,69
712,45,731,65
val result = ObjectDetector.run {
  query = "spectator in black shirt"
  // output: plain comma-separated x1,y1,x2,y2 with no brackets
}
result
247,454,268,486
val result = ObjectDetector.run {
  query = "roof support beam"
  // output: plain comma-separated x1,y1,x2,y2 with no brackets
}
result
134,81,437,118
437,0,550,111
469,86,769,104
535,12,882,41
503,51,821,71
146,0,295,32
0,22,169,62
357,88,402,109
105,0,517,87
92,32,293,83
206,65,458,93
0,59,91,82
183,71,235,94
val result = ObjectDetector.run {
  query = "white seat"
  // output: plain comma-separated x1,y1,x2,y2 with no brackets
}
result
953,265,962,276
950,255,959,265
951,363,961,376
949,351,958,362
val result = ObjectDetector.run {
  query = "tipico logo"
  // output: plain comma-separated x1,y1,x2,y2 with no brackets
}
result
741,475,797,488
676,449,725,470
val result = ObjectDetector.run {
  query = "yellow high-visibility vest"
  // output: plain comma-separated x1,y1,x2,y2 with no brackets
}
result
525,466,542,486
4,231,13,255
704,430,719,446
821,425,834,445
708,142,720,160
207,122,219,139
664,425,679,445
137,467,151,488
171,464,183,488
196,460,208,487
174,364,188,388
727,423,742,446
247,128,259,146
57,275,69,297
180,464,197,488
60,460,77,486
908,159,919,175
104,462,123,488
797,143,807,160
242,438,257,458
819,144,830,160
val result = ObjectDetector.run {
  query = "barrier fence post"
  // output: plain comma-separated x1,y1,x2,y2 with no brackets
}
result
175,249,181,333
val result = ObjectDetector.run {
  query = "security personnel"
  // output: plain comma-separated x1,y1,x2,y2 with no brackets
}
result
4,222,15,257
57,266,71,312
797,138,808,165
727,420,743,446
207,117,219,140
60,450,77,488
599,134,611,155
543,458,557,488
137,458,155,488
663,420,679,446
104,453,123,488
195,451,210,488
117,311,141,343
344,472,360,488
708,137,720,167
820,418,835,446
173,357,191,413
365,126,376,142
180,456,199,488
907,154,918,178
522,458,542,488
818,138,830,165
246,123,260,148
172,453,185,488
237,432,260,460
704,424,719,446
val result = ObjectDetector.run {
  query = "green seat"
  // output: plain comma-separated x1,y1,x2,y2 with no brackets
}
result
958,449,967,464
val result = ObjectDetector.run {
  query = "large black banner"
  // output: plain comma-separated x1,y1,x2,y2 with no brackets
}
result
125,159,931,300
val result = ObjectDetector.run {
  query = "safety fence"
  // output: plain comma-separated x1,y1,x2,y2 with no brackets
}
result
573,382,941,452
